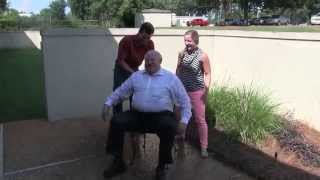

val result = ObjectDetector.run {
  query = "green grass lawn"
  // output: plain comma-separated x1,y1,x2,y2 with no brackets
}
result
0,48,46,123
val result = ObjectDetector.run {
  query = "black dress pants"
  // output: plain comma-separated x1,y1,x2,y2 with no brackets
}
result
106,110,178,166
112,64,132,114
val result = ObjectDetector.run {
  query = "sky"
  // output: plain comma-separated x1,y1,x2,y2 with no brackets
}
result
8,0,70,14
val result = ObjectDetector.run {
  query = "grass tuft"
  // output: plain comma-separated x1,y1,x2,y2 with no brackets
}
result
206,85,283,144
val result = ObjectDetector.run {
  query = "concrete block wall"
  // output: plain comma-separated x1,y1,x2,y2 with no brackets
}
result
212,30,320,130
0,31,41,49
41,28,320,130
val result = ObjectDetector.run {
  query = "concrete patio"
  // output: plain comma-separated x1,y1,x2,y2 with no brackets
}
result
3,118,253,180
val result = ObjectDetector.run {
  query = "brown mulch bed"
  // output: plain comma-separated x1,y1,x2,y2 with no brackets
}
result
203,120,320,180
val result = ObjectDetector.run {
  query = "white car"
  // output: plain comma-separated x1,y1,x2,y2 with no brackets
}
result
311,13,320,25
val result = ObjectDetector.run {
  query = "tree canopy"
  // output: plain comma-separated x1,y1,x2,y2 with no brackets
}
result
49,0,67,20
1,0,312,27
0,0,7,13
67,0,185,26
67,0,93,20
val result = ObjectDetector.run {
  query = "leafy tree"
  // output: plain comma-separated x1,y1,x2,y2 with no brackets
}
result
142,0,180,10
262,0,320,23
263,0,307,14
67,0,93,20
49,0,67,20
90,0,151,26
40,8,52,17
68,0,184,26
90,0,128,26
121,0,144,27
0,0,7,13
237,0,264,19
238,0,249,19
39,8,52,21
221,0,233,18
304,0,320,16
66,0,320,26
175,0,197,15
0,8,18,19
0,8,19,30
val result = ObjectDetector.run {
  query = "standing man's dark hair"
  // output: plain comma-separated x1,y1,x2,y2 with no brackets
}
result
139,22,154,35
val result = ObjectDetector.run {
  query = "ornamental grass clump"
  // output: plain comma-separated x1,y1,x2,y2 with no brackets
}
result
206,85,283,144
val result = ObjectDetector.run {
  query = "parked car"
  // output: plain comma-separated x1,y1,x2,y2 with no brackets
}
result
224,18,235,25
188,18,209,26
311,13,320,25
264,15,290,25
250,16,271,25
260,16,272,25
224,18,245,26
240,19,251,26
251,17,263,25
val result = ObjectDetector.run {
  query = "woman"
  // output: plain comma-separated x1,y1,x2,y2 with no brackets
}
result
176,30,211,158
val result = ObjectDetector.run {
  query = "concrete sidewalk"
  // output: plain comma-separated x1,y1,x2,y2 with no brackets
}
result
3,118,254,180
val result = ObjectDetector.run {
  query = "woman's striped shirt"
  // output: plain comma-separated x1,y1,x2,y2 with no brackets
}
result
177,48,205,92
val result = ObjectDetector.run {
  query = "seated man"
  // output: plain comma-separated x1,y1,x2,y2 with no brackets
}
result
102,50,191,180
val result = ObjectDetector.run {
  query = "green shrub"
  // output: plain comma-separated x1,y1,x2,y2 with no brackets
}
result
206,85,283,144
0,19,19,30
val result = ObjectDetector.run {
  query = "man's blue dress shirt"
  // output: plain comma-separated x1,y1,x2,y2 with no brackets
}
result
105,68,192,124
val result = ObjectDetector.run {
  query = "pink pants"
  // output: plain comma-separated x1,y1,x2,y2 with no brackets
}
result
188,89,208,149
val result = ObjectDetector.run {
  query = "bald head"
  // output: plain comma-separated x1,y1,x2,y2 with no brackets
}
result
145,50,162,62
144,50,162,75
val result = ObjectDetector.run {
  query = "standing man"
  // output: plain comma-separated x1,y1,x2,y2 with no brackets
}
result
102,50,191,180
113,22,155,113
112,22,154,162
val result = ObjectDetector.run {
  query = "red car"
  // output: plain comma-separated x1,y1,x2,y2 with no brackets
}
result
188,18,209,26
